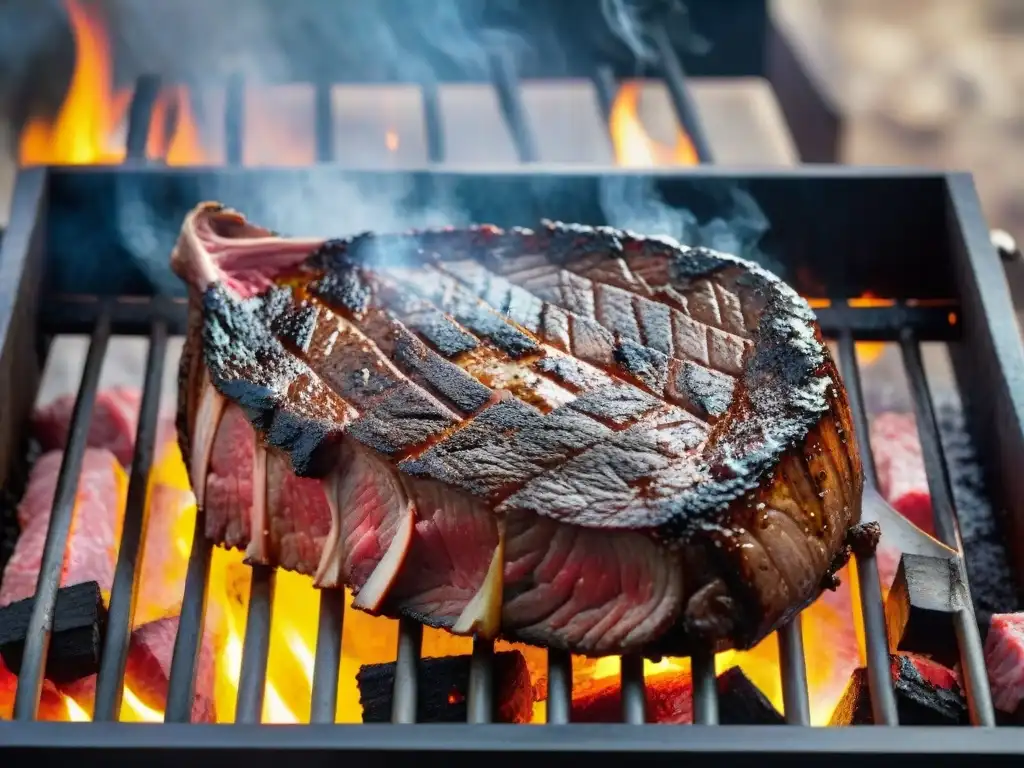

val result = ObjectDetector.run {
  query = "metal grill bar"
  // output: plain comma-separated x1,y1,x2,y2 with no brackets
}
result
220,79,280,725
467,638,495,723
691,647,719,725
778,617,811,725
651,26,714,163
125,75,162,161
836,331,900,726
307,75,346,728
620,654,646,724
93,320,168,721
314,82,333,164
489,50,538,162
545,649,572,724
899,334,996,726
236,565,276,723
164,516,212,722
225,74,245,166
391,620,422,724
421,80,445,163
592,65,618,123
13,309,111,720
309,587,345,723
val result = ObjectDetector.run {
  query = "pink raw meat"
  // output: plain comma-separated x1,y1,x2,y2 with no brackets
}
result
0,449,124,606
62,614,217,723
984,613,1024,715
870,412,935,536
31,387,177,469
33,388,141,468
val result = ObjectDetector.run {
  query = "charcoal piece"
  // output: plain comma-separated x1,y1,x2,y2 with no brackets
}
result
357,651,533,723
571,666,782,724
885,553,960,668
829,653,967,726
715,667,785,725
0,581,106,684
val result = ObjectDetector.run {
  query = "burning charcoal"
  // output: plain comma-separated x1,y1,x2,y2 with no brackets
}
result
829,654,967,726
571,666,782,724
984,613,1024,722
357,651,533,723
0,581,106,684
885,553,960,668
716,667,785,725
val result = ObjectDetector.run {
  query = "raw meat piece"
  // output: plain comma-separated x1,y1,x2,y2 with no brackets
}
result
984,612,1024,716
0,449,125,607
61,614,216,723
32,388,141,468
870,412,934,535
32,387,178,469
171,203,865,656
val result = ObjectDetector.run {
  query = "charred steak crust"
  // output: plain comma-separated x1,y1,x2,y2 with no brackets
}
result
173,207,863,655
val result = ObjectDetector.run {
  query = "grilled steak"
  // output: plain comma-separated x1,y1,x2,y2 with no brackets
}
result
172,202,864,656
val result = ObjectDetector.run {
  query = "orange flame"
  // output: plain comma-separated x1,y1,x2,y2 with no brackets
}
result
609,81,698,167
18,0,205,166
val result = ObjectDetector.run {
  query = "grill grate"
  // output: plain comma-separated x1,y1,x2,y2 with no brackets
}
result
1,19,1023,767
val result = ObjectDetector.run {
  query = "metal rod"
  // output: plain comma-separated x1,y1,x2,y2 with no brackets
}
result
391,619,423,724
836,331,899,726
13,310,111,720
421,80,445,163
545,649,572,724
488,49,538,162
778,618,811,725
93,321,168,721
619,654,646,724
466,638,495,723
125,75,161,161
314,82,333,163
690,647,719,725
235,564,276,724
164,517,213,722
592,64,618,122
309,588,345,724
651,26,714,163
225,74,245,166
899,333,996,726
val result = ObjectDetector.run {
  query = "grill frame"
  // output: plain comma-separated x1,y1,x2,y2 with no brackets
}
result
0,162,1021,760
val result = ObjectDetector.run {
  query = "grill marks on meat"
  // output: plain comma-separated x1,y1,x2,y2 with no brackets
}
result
173,204,862,655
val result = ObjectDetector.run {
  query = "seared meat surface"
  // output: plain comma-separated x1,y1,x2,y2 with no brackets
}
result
172,203,863,655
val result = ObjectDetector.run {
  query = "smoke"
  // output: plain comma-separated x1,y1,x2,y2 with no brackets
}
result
596,0,774,266
598,0,710,65
598,175,774,267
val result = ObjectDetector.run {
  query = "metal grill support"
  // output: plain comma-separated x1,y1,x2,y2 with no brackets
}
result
93,319,168,721
12,310,112,720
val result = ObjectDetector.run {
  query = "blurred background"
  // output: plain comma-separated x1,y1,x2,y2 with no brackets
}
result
782,0,1024,251
0,0,1021,244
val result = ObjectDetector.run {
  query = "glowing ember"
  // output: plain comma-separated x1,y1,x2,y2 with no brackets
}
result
609,81,698,167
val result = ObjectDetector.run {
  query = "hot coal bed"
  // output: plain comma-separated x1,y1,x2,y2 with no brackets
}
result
1,3,1024,768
